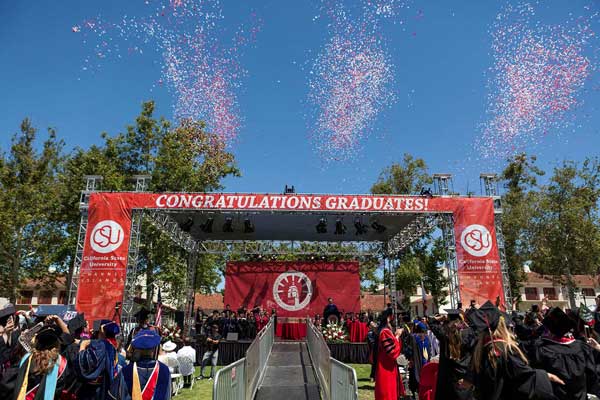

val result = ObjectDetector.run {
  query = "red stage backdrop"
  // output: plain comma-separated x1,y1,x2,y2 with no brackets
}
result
76,193,505,322
224,262,361,317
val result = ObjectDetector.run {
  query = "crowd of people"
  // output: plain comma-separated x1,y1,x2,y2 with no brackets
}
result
194,305,274,341
0,305,176,400
371,297,600,400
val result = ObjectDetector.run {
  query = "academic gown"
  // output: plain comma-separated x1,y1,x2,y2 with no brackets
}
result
430,324,475,400
76,339,119,400
374,327,405,400
0,331,21,373
12,353,74,400
108,359,171,400
531,337,600,400
475,345,557,400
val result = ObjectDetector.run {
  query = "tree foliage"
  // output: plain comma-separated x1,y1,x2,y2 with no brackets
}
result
528,158,600,308
500,153,544,300
85,103,239,306
0,120,65,302
371,154,447,309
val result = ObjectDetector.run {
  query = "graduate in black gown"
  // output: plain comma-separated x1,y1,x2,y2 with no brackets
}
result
0,305,21,377
109,329,171,400
531,307,600,400
429,310,476,400
471,301,563,400
12,324,74,400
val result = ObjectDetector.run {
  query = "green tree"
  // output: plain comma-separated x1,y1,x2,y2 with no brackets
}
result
500,153,544,301
371,154,447,309
529,158,600,308
58,101,239,306
0,120,65,303
371,153,432,195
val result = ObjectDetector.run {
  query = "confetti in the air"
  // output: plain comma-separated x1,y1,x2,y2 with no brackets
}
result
307,0,410,162
478,2,598,158
75,0,261,145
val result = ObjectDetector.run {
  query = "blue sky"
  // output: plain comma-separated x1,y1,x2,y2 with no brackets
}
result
0,1,598,196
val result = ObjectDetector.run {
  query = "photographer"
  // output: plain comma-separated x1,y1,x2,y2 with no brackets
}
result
12,318,75,400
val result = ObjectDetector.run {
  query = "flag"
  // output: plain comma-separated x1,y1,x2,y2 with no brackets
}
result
155,289,163,328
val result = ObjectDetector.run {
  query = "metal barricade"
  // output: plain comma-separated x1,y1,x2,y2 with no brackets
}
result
305,319,358,400
245,319,274,400
213,358,245,400
214,318,274,400
331,358,358,400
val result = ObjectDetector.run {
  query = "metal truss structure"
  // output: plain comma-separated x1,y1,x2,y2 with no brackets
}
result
70,172,511,334
385,214,440,256
67,175,103,305
434,174,461,309
195,240,383,257
145,210,199,254
121,175,152,329
480,173,513,308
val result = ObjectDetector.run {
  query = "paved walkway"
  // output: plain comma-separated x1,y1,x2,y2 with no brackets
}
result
254,342,320,400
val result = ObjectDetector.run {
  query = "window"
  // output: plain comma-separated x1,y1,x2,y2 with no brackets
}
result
18,291,33,304
543,287,557,300
37,291,53,304
582,288,596,297
524,287,538,300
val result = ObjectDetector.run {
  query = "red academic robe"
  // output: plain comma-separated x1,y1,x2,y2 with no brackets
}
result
375,327,406,400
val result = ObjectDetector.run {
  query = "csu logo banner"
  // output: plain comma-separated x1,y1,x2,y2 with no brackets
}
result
90,220,125,253
460,224,492,257
225,262,360,318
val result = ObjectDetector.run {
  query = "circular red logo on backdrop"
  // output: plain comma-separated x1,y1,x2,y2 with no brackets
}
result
90,220,125,254
272,272,313,312
460,224,492,257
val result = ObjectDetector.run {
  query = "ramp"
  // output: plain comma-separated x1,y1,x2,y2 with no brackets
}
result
254,342,320,400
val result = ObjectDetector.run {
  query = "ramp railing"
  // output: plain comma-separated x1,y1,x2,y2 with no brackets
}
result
305,319,358,400
213,318,274,400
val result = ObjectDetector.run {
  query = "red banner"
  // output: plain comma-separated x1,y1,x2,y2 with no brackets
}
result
224,262,361,318
452,198,505,306
75,192,505,322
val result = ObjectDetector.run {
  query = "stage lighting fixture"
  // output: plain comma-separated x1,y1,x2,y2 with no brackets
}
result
354,218,368,235
200,218,214,233
371,221,387,234
180,217,194,232
223,217,234,233
334,219,347,235
284,185,296,195
316,218,327,234
244,218,255,233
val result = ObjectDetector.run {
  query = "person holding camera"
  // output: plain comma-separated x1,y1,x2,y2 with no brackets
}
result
12,316,75,400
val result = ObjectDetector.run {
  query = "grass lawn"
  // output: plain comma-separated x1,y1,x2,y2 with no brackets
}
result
350,364,375,400
174,366,221,400
176,364,374,400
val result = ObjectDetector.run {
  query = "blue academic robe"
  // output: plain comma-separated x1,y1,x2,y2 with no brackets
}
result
76,339,119,400
109,359,171,400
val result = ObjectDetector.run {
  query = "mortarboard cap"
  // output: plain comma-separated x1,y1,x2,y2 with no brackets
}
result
0,304,15,325
134,307,151,322
542,307,576,337
99,320,120,337
67,313,86,335
132,329,161,350
34,325,62,351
